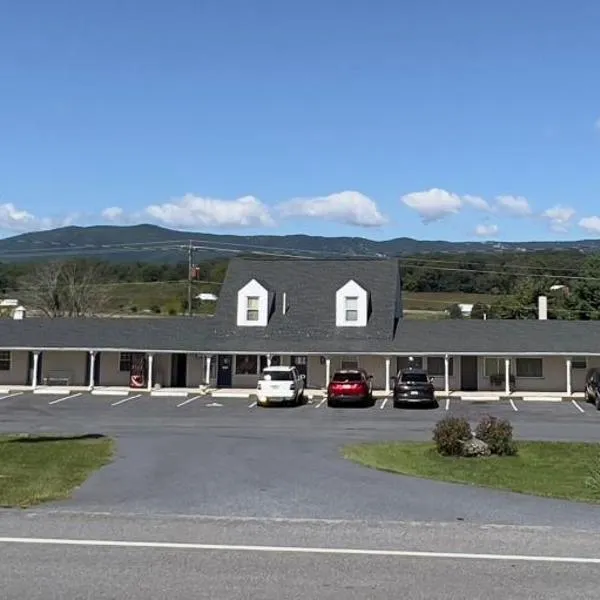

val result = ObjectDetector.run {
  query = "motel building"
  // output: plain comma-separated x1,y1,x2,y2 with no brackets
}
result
0,258,598,399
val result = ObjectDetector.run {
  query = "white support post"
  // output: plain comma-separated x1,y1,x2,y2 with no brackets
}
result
266,353,272,367
566,358,572,396
325,358,331,389
385,357,391,394
88,351,96,389
32,351,39,389
504,358,511,395
444,354,450,395
147,354,154,391
205,356,212,385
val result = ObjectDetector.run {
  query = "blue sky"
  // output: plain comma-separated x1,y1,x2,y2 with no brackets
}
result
1,0,599,241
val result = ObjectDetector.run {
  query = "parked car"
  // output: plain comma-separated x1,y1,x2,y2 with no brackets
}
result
392,367,437,408
584,367,600,410
256,366,305,407
327,369,374,407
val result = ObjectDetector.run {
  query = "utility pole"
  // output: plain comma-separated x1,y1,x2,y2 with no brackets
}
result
187,240,193,316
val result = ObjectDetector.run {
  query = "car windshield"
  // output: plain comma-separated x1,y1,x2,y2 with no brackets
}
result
401,372,428,383
332,372,363,382
261,370,293,381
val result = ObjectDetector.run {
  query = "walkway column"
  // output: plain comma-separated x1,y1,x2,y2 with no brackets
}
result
32,351,40,389
205,356,212,385
566,358,572,396
266,353,272,367
325,357,331,389
88,351,96,389
385,357,391,394
504,358,511,395
147,354,154,391
444,354,450,395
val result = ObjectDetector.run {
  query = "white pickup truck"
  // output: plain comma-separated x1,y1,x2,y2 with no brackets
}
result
256,365,306,407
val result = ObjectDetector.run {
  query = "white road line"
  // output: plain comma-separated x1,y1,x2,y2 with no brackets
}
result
0,391,23,401
509,398,519,412
248,401,258,408
176,395,203,408
380,398,388,409
445,397,450,411
111,394,142,407
1,536,600,565
571,399,585,414
48,392,82,406
315,397,326,408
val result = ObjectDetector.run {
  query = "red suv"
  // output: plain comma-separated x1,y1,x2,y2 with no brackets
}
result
327,369,374,407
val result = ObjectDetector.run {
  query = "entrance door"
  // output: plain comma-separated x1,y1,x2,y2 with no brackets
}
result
217,355,233,387
291,356,308,380
170,354,188,387
461,356,478,391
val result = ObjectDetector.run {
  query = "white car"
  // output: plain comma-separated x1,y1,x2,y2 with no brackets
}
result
256,366,306,407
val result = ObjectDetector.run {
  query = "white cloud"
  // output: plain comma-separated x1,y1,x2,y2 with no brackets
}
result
474,223,499,237
102,206,125,222
145,194,275,228
277,191,387,227
579,216,600,234
541,205,575,232
495,195,533,216
463,195,493,212
0,203,37,231
401,188,462,223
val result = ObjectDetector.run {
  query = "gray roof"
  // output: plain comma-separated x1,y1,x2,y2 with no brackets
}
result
208,257,402,344
1,315,600,356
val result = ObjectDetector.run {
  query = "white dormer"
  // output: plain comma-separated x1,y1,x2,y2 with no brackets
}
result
336,280,368,327
237,279,269,326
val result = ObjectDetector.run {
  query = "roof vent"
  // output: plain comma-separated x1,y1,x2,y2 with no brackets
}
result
282,292,288,315
13,305,26,320
538,295,548,320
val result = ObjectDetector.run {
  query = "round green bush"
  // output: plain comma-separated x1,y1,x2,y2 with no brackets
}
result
432,416,472,456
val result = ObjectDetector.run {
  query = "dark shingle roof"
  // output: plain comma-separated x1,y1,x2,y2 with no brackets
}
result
209,257,402,343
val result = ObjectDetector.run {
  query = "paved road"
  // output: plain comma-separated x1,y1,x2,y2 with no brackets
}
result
1,512,600,599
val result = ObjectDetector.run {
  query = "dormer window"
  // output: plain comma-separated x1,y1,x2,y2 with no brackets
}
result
344,296,359,322
336,280,368,327
246,296,260,322
237,279,270,326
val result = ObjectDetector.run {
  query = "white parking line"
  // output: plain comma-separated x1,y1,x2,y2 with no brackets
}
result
248,401,258,408
176,395,203,407
0,391,23,401
571,399,585,414
48,392,82,405
380,398,388,409
445,397,450,411
509,398,519,412
111,394,142,407
1,536,600,565
315,397,327,408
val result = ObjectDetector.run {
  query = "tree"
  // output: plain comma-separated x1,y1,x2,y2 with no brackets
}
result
19,260,109,317
470,302,488,319
447,303,463,319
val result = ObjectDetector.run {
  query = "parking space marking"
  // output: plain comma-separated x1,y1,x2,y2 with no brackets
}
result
248,401,258,408
111,394,142,407
48,392,82,405
0,391,23,401
380,397,389,409
315,397,326,408
571,399,585,413
176,395,203,408
509,398,519,412
445,397,450,411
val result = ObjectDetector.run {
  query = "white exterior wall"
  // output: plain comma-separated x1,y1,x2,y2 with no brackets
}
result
98,352,131,386
0,350,29,385
186,354,207,387
41,351,88,386
335,280,369,327
236,280,269,327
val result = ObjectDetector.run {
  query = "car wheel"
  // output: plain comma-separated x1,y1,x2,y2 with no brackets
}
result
596,395,600,411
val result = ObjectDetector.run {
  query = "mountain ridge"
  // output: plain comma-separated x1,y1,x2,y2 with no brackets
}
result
0,224,597,263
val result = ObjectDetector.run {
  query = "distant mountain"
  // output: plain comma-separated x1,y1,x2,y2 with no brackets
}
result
0,224,597,263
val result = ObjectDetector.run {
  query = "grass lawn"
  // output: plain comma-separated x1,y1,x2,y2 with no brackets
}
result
343,441,600,504
0,434,115,508
402,292,509,311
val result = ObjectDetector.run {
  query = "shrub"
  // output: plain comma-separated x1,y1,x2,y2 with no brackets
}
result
474,415,518,456
433,416,472,456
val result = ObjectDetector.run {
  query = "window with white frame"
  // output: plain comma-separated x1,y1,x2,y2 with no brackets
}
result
341,357,359,370
119,352,144,372
571,356,587,370
427,356,453,376
484,357,506,377
0,351,10,371
344,296,359,322
236,355,258,375
246,296,260,322
516,358,543,378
